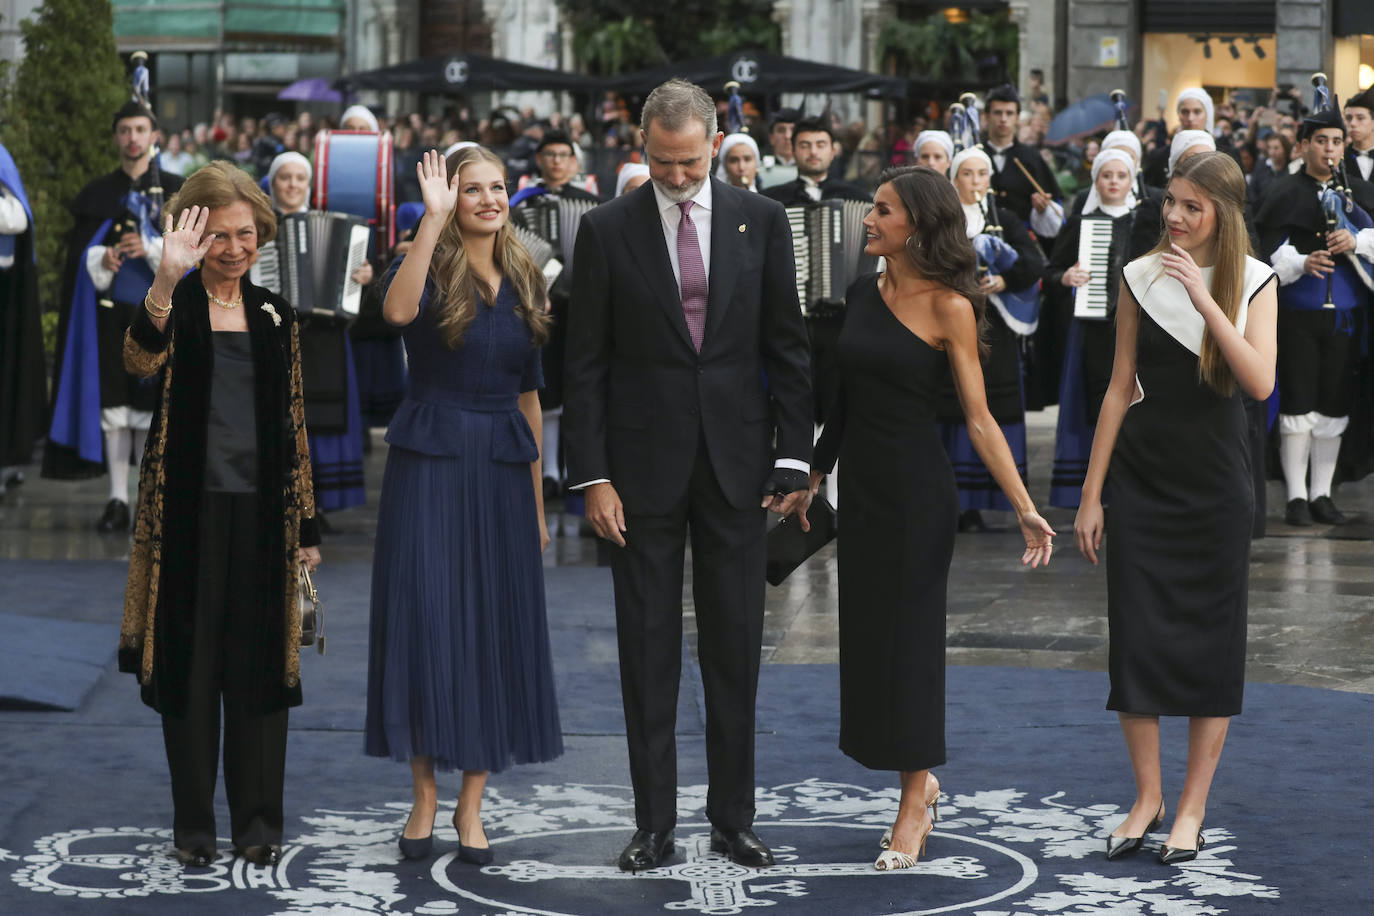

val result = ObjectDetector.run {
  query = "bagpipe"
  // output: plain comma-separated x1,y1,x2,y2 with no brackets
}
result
952,92,1040,335
1311,73,1374,301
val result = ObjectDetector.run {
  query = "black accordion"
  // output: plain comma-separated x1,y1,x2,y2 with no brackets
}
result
251,210,370,316
785,199,877,316
511,194,598,267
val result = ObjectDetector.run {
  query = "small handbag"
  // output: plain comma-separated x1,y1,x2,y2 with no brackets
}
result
297,562,326,654
765,495,838,586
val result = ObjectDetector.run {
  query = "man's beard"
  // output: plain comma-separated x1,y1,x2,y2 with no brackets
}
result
653,174,706,203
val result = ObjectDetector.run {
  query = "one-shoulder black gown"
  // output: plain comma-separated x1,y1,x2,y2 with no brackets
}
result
814,275,957,771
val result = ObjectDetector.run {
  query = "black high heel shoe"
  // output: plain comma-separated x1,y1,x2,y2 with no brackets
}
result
1105,801,1164,860
454,812,493,865
1159,825,1205,865
398,806,435,860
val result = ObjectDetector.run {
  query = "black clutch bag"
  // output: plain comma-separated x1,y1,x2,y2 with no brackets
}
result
765,496,837,586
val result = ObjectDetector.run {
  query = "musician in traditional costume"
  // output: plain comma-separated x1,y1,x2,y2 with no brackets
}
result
1046,149,1143,507
510,130,601,499
45,100,183,532
0,142,44,486
1254,104,1374,526
979,85,1063,245
1343,88,1374,183
716,133,762,192
756,108,800,189
765,117,871,426
937,147,1045,530
914,130,953,174
265,151,369,522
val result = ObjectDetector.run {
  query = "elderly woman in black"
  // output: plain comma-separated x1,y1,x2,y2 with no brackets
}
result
119,161,322,869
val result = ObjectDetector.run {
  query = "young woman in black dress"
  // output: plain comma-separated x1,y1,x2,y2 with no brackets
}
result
1073,151,1277,864
801,166,1055,870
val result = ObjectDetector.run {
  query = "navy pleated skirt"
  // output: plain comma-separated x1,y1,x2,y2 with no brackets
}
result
364,432,563,773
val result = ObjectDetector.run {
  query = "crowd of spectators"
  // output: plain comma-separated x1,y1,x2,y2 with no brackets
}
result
154,82,1319,212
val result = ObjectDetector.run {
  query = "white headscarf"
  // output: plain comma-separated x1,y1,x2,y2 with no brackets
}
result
1083,148,1138,216
714,133,761,189
1168,129,1215,176
266,151,312,213
1176,88,1215,132
340,104,379,132
949,146,993,183
914,130,954,170
1100,129,1143,166
615,163,650,198
949,148,994,237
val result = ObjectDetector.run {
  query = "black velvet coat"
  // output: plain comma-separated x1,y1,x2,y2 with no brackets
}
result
118,272,321,716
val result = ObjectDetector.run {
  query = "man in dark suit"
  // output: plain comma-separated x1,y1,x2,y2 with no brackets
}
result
979,85,1063,247
564,79,813,872
762,118,869,206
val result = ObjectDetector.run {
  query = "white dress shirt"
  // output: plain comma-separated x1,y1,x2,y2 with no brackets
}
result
652,178,713,288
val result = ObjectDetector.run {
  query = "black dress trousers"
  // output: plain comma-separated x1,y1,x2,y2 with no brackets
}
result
161,491,288,853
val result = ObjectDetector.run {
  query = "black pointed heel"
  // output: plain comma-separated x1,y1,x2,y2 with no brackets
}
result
1159,825,1205,865
1105,801,1164,860
398,832,433,860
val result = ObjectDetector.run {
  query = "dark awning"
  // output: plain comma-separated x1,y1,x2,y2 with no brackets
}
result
334,53,603,94
600,50,909,99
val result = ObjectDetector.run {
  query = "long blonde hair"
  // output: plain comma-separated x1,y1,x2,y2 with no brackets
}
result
1148,151,1250,395
430,146,549,349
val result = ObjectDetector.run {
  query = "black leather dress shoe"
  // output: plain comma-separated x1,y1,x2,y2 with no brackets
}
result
173,846,215,867
617,829,674,871
237,844,282,866
1309,495,1348,525
1284,498,1312,527
709,827,775,867
96,498,129,533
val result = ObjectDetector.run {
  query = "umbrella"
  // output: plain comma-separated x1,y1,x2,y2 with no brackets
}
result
1045,94,1136,145
278,77,356,103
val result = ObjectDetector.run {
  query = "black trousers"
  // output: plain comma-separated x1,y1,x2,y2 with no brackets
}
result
610,434,767,832
161,491,288,852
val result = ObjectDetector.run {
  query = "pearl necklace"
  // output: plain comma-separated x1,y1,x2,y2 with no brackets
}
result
206,287,243,310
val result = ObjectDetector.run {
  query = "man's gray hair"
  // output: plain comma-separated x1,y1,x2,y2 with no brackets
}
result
641,79,717,138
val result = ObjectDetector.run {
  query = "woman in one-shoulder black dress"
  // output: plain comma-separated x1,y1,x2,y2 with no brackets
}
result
1074,152,1278,865
806,167,1055,872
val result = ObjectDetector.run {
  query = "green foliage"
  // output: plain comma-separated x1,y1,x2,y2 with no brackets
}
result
878,10,1018,82
0,0,128,321
558,0,780,75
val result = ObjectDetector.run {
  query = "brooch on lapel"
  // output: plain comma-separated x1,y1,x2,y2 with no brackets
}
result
738,223,747,233
261,303,282,326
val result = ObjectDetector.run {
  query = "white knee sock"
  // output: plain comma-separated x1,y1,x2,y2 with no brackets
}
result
1309,414,1349,500
105,427,131,503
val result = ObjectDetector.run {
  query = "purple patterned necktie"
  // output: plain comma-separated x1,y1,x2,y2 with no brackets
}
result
676,200,707,351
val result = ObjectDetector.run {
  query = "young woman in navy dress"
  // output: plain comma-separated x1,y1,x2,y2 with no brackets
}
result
365,147,563,862
1074,151,1277,864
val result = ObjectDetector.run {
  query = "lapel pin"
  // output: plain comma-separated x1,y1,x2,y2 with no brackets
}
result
738,223,746,233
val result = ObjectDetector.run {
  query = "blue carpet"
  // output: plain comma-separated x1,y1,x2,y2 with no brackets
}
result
1,559,1371,915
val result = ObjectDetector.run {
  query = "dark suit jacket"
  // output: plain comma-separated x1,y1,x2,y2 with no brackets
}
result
761,176,870,206
563,179,813,516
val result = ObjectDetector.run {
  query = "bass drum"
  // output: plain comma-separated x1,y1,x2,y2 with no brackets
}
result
313,129,395,250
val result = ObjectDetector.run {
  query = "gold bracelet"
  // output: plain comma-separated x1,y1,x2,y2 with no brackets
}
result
143,292,173,318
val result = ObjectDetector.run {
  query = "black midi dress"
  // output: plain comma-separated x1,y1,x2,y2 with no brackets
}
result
814,275,957,771
1106,254,1275,717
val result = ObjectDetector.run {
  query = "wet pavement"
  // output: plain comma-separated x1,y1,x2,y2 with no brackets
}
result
3,407,1372,694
